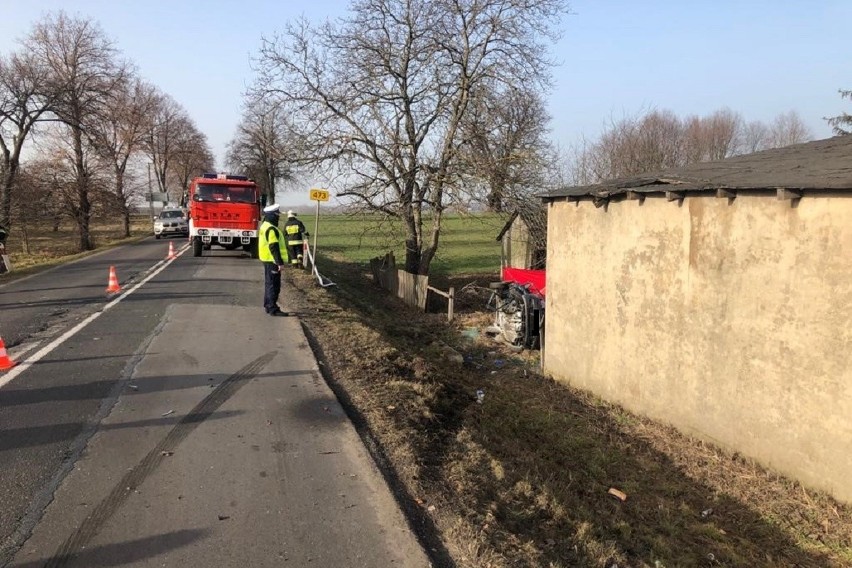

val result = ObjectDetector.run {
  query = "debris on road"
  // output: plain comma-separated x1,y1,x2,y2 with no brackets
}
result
608,488,628,502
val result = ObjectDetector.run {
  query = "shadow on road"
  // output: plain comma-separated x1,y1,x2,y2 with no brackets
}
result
0,410,246,453
10,528,210,568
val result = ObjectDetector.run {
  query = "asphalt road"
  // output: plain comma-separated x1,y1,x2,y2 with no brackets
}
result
0,238,429,567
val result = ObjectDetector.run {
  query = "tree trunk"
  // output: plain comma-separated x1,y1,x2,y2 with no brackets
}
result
487,173,505,213
73,127,93,251
486,189,503,213
115,171,130,237
404,236,420,275
0,164,14,233
402,202,423,274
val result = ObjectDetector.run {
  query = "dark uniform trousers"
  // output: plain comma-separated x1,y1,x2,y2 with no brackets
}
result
263,262,281,313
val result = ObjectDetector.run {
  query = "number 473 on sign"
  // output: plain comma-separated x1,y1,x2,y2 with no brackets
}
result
309,188,329,202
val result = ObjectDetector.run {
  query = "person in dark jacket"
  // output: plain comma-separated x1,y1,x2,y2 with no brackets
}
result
258,204,289,316
283,210,308,266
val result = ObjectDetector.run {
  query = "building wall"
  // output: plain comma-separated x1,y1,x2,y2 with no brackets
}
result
501,220,533,268
544,194,852,502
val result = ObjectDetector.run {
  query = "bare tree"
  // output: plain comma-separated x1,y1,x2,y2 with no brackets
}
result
13,157,73,245
561,138,596,187
683,108,742,162
766,110,812,148
458,85,551,213
704,108,742,160
28,128,112,230
172,124,215,203
226,99,297,205
0,47,57,234
587,109,683,179
826,89,852,135
88,78,158,236
143,92,196,203
566,107,811,186
635,110,684,169
740,120,770,153
25,12,127,251
254,0,569,275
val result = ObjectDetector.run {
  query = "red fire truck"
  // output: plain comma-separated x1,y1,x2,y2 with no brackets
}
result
187,173,261,257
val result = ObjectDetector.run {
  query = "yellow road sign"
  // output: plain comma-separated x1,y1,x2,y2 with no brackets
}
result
309,188,329,202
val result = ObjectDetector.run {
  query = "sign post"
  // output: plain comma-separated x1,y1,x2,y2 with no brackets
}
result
308,188,329,270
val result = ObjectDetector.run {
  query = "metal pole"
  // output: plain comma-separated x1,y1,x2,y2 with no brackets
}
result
147,163,154,222
312,199,320,269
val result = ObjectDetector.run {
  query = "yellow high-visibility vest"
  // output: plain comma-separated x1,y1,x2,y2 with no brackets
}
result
284,221,305,245
258,220,288,263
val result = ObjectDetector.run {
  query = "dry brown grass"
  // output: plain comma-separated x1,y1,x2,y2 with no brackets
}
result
1,216,151,277
284,256,852,568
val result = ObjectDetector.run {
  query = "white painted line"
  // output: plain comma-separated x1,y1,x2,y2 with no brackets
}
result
8,341,40,361
0,244,189,389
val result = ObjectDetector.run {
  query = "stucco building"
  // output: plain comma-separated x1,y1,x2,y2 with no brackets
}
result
540,136,852,503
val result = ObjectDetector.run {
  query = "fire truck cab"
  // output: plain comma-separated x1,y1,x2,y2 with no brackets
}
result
188,173,261,258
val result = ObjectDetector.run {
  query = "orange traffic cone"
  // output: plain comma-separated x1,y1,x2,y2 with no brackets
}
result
166,241,176,260
0,336,16,371
106,265,121,293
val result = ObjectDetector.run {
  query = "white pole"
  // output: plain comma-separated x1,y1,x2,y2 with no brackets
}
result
312,199,320,269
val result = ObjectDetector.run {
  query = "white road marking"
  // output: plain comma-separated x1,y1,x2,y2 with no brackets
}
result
0,244,189,389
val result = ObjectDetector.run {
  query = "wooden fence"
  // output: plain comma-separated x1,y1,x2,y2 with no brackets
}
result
369,252,454,321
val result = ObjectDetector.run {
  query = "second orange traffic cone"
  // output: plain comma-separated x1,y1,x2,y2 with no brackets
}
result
0,336,16,371
106,265,121,293
166,241,176,260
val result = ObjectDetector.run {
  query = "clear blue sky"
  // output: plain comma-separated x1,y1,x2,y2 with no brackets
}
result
1,1,849,204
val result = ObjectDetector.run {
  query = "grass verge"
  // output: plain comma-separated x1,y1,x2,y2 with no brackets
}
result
285,251,852,567
0,216,152,281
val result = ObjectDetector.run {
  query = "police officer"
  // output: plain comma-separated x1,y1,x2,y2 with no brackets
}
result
283,210,308,267
258,204,289,316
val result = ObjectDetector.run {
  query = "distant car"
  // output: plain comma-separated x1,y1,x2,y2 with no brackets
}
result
154,208,189,239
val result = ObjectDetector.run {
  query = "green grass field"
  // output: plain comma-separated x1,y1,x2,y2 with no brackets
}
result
1,212,506,279
312,213,506,276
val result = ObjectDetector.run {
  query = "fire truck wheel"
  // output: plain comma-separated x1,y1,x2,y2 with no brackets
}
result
192,237,202,257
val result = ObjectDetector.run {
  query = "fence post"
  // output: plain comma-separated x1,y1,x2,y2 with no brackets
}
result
448,287,454,322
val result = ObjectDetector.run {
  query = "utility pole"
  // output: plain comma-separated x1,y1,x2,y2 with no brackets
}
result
147,163,155,222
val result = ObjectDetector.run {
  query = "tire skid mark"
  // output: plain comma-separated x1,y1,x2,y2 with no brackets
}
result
43,351,277,568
